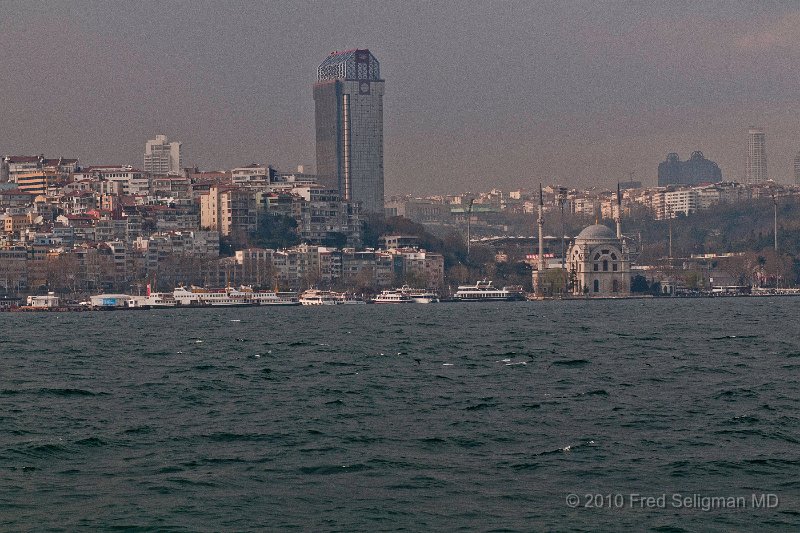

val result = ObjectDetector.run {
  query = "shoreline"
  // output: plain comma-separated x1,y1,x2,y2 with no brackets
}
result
4,290,800,312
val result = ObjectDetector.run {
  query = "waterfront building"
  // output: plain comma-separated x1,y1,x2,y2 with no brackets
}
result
745,127,767,184
657,151,722,186
568,224,631,297
314,49,385,213
144,134,182,175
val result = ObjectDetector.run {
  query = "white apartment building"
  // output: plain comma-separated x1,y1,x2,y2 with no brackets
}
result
659,189,699,219
85,166,150,195
144,134,182,175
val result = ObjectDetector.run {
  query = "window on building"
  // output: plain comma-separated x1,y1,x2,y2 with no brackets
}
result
613,263,618,271
593,263,598,271
593,280,599,292
603,260,608,271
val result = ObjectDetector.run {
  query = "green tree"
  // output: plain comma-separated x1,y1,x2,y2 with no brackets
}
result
250,214,300,249
630,274,650,293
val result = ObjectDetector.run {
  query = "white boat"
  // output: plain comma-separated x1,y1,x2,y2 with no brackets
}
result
299,289,340,306
400,285,439,304
237,286,300,306
373,289,413,304
173,286,252,307
336,293,367,305
129,292,177,308
454,280,526,301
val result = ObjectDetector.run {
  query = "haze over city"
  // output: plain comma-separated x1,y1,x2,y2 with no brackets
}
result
2,0,800,193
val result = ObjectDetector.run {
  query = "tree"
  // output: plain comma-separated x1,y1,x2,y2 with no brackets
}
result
630,274,649,293
250,214,300,249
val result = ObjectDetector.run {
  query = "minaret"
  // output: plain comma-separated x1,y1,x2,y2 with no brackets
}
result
615,182,622,239
534,183,545,297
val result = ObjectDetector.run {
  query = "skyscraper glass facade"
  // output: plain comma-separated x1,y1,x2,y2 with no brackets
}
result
746,127,767,184
314,49,384,213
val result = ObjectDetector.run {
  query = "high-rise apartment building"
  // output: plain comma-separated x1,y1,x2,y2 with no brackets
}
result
745,127,767,184
794,151,800,184
313,49,384,213
144,134,182,175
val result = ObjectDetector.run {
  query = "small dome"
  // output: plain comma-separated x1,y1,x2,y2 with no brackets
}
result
576,224,616,240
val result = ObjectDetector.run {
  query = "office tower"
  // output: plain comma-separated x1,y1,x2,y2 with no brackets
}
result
144,134,183,175
794,151,800,184
314,49,385,213
745,127,767,184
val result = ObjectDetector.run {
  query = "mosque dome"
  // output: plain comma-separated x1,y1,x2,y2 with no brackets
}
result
575,224,616,241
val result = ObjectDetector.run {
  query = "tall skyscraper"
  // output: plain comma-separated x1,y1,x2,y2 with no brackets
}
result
794,151,800,184
314,49,384,213
745,127,767,184
144,134,183,175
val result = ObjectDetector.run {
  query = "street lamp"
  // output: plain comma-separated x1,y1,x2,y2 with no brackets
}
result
466,198,475,257
558,187,567,296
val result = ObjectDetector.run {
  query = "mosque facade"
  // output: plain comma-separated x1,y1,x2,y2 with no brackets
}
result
567,224,631,297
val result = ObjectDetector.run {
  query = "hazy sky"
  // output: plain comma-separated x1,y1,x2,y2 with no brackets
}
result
2,1,800,194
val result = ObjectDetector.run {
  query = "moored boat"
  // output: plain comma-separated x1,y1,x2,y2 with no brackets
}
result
237,286,300,306
454,280,526,301
299,289,340,306
373,289,413,304
400,285,440,303
173,286,252,307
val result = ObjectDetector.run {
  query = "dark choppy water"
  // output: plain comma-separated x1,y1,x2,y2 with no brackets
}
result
1,298,799,531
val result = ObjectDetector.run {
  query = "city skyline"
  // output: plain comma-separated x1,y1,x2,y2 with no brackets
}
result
2,2,800,193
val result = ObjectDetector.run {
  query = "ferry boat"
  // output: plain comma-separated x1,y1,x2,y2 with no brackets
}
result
454,280,526,302
237,286,300,306
298,289,340,306
129,292,177,308
335,292,367,305
401,286,440,304
173,286,252,307
373,289,413,304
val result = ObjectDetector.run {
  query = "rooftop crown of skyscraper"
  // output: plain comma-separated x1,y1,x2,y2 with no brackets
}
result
317,49,382,82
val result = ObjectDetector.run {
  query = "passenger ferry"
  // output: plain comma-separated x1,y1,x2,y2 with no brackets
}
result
373,289,414,304
173,286,252,307
401,286,440,304
298,289,340,306
453,280,526,302
336,293,367,305
237,286,300,306
129,292,177,308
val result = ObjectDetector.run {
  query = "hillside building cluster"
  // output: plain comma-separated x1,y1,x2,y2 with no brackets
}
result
0,147,442,296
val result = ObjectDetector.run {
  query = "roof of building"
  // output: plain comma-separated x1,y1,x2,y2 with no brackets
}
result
576,224,616,241
317,48,381,82
4,156,41,163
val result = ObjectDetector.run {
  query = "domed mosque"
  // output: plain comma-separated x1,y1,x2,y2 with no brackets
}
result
532,184,632,298
568,223,631,297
